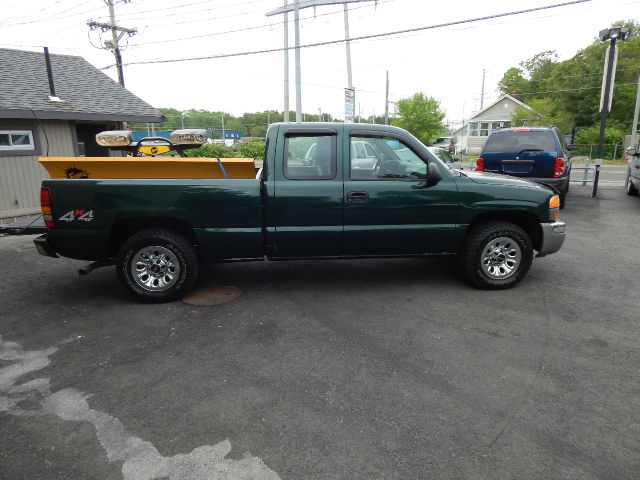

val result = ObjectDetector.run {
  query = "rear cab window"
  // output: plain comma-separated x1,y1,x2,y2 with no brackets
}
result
284,134,337,180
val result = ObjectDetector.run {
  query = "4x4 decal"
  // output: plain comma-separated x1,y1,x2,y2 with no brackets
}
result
59,209,94,222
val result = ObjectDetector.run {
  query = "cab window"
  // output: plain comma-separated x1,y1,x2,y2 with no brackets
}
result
350,136,427,180
284,134,336,180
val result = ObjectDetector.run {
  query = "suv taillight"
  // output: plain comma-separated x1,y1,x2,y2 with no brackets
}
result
475,157,484,171
553,157,566,178
40,187,54,228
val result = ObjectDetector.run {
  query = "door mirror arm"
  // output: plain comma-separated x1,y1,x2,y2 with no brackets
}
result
427,162,443,186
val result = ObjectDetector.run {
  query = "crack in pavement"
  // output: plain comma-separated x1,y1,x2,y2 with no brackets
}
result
0,335,280,480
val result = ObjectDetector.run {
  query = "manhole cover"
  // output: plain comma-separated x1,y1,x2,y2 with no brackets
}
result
182,286,242,306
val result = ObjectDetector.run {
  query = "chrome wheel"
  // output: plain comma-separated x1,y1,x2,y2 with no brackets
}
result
130,245,181,292
481,236,522,280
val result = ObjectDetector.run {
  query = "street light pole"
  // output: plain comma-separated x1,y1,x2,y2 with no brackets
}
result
593,26,629,197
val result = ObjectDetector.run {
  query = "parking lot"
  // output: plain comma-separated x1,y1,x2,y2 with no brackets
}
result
1,184,639,479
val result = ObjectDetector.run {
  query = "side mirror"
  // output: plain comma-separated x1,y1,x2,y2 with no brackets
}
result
428,162,443,185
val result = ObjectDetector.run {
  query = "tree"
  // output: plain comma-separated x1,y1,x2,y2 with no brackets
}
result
497,20,640,133
511,98,573,133
391,93,446,144
498,67,529,96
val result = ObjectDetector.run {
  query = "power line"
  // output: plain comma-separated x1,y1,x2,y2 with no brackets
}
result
0,0,96,27
109,0,593,68
128,0,390,47
97,0,267,22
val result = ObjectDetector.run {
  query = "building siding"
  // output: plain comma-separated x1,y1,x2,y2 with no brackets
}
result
471,99,519,122
0,119,75,219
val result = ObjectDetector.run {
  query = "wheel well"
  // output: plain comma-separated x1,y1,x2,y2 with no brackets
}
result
465,211,542,251
108,217,198,256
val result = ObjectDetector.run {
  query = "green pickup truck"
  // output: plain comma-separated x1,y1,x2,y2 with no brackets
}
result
34,123,566,301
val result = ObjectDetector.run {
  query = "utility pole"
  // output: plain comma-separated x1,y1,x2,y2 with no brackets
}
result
88,0,137,87
283,0,290,123
266,0,375,124
480,68,486,110
384,70,389,125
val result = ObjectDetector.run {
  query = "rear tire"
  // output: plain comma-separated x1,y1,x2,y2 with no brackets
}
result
461,221,533,289
116,229,199,302
627,176,639,196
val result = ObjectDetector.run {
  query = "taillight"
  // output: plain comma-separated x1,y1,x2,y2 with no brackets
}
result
553,157,565,178
40,187,54,228
475,157,484,171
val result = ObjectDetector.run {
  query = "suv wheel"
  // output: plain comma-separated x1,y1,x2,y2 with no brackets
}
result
461,221,533,289
116,229,199,302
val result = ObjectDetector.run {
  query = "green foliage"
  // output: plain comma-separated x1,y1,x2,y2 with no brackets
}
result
498,67,529,96
236,142,265,160
130,109,337,138
497,21,640,134
511,98,573,133
391,92,446,144
185,143,235,158
574,126,625,145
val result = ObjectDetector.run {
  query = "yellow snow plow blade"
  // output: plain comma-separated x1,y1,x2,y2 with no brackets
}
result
38,157,257,180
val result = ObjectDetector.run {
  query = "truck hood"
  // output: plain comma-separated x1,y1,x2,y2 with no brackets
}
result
462,171,548,190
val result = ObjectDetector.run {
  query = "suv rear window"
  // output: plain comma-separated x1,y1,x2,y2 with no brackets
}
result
483,130,556,153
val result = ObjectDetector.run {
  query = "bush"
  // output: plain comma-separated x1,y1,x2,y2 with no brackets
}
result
185,143,235,158
237,142,265,160
574,126,624,145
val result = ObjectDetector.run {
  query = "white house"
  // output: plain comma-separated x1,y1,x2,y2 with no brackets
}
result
453,94,532,154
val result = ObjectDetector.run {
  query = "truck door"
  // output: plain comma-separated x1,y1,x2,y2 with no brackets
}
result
343,132,458,255
269,128,343,257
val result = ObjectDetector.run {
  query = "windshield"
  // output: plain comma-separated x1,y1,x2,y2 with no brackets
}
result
431,148,455,163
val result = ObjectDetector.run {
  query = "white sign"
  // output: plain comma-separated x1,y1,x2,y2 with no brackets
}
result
599,45,618,114
344,88,355,123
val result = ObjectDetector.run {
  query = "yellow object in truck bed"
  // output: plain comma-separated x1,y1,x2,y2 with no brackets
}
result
38,157,256,179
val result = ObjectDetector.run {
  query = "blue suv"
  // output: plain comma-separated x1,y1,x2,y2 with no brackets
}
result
476,127,571,207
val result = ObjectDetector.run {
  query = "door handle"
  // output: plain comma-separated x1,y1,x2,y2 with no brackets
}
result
346,191,369,203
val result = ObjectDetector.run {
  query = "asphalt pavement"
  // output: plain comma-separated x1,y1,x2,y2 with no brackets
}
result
1,186,639,479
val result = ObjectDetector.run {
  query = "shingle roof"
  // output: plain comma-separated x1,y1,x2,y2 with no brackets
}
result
0,48,164,122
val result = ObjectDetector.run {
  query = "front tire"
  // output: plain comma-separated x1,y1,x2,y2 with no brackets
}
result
626,175,639,196
116,229,199,302
461,222,533,289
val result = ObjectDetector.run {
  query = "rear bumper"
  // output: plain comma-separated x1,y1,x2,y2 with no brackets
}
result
530,176,570,195
34,234,58,258
537,221,566,257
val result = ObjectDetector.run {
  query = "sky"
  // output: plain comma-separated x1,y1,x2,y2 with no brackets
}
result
0,0,638,130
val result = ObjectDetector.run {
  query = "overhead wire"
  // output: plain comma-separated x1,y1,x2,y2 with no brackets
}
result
1,0,96,27
96,0,268,22
128,0,392,47
105,0,594,68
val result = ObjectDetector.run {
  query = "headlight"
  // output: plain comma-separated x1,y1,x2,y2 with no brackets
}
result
95,130,132,147
170,129,207,145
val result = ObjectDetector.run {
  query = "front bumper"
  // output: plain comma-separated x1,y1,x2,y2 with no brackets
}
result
34,234,58,258
537,221,566,257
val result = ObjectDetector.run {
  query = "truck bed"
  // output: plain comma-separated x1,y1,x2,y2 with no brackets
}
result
43,178,264,261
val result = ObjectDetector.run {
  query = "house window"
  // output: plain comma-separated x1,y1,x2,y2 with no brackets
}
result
480,123,489,136
0,130,35,150
469,123,479,136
